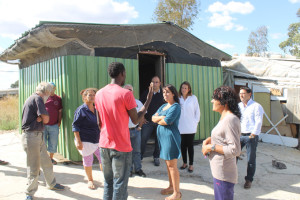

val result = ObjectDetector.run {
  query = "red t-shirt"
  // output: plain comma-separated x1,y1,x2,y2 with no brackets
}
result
95,84,137,152
45,94,62,125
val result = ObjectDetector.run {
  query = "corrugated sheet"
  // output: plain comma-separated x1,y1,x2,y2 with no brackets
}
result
19,55,222,160
165,63,223,140
19,56,139,161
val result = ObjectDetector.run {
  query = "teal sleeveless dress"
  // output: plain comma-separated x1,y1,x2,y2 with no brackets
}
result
156,103,181,160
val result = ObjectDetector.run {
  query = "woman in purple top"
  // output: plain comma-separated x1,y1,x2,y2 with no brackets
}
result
72,88,101,190
202,86,241,200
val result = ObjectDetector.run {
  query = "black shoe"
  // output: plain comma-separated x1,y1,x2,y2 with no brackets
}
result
130,171,133,177
154,158,160,166
135,170,146,177
188,165,194,173
180,164,188,170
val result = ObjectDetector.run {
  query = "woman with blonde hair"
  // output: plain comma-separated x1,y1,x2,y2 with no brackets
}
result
72,88,101,189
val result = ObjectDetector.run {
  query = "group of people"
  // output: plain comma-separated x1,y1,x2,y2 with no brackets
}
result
20,61,264,200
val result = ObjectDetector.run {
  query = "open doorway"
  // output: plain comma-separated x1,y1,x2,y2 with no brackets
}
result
138,52,165,97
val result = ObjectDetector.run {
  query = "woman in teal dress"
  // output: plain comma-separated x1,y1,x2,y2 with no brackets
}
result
152,84,182,200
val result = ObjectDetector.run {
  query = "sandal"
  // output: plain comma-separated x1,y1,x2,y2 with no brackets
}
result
88,181,96,190
51,159,57,165
160,188,174,195
0,160,9,165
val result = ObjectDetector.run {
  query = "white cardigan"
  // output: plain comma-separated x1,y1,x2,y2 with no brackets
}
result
178,95,200,134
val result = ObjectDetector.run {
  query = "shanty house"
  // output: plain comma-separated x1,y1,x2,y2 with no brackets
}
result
222,56,300,147
0,21,231,160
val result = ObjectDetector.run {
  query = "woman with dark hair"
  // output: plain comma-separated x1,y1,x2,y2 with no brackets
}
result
202,86,241,200
152,84,182,200
178,81,200,173
72,88,101,190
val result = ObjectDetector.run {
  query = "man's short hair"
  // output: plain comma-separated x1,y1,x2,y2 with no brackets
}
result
240,86,252,94
152,76,161,82
36,82,52,94
108,62,125,78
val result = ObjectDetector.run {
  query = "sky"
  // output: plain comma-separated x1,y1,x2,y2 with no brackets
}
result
0,0,299,89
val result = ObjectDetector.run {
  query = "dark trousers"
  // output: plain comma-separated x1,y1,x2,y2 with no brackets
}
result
140,121,160,159
240,134,259,182
180,134,195,165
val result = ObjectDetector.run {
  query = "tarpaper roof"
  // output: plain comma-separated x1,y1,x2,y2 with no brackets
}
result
0,21,231,68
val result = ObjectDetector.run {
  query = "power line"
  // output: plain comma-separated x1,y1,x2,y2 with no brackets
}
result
0,70,18,72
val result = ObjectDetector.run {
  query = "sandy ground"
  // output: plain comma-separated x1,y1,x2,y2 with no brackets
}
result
0,131,300,200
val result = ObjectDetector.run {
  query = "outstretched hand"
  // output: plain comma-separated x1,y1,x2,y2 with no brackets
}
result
147,82,154,100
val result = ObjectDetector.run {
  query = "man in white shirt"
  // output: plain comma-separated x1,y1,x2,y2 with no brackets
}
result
239,87,264,189
124,84,146,177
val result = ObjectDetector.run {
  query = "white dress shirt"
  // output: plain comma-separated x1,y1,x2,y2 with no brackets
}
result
178,95,200,134
128,99,143,128
239,99,264,135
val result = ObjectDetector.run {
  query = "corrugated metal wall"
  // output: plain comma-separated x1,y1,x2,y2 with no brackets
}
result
19,55,222,160
165,63,223,140
19,56,139,161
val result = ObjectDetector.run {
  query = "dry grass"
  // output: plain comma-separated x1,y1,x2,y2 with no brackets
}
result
0,95,19,130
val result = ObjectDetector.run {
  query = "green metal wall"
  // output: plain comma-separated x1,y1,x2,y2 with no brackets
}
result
19,55,139,161
19,55,222,161
165,63,223,140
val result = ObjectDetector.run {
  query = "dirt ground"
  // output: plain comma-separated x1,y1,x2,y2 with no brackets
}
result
1,131,300,200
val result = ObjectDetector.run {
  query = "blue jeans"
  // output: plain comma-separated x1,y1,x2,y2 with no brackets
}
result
43,124,59,153
140,121,160,159
240,135,259,182
100,148,132,200
130,128,142,172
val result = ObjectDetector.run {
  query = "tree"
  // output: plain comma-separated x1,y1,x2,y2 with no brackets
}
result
246,26,269,56
279,9,300,57
10,80,19,88
153,0,200,30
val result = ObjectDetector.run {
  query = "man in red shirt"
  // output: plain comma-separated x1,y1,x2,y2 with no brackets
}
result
95,62,153,200
43,82,63,165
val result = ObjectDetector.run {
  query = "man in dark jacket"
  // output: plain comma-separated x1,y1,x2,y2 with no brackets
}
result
140,76,165,166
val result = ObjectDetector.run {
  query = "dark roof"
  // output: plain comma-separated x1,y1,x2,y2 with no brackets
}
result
0,21,231,68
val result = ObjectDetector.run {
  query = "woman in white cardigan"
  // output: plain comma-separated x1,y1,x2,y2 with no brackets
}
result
178,81,200,173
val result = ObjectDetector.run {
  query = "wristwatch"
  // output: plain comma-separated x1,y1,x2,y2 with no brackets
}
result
211,144,216,152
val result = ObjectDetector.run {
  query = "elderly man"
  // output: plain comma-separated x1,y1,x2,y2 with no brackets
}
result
239,86,264,189
43,82,63,165
140,76,164,166
22,82,64,200
124,84,146,178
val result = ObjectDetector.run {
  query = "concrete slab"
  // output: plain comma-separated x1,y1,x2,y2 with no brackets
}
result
1,131,300,200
